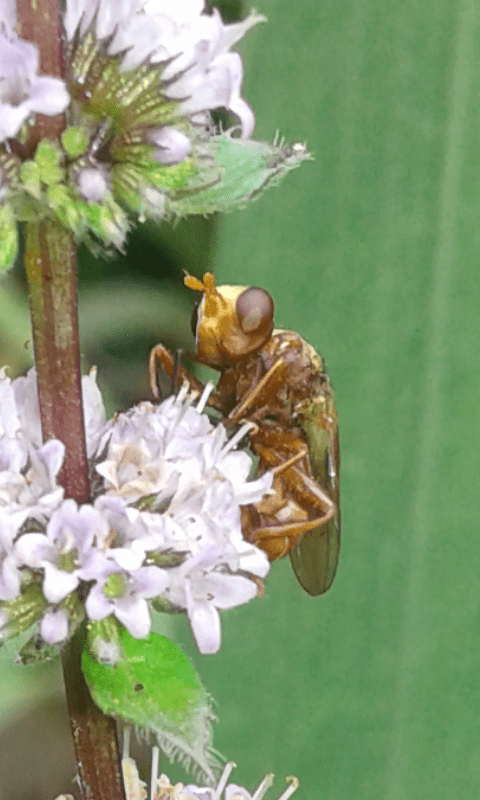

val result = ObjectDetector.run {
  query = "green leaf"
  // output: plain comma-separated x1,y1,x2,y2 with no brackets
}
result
0,204,18,271
166,134,310,216
82,627,219,780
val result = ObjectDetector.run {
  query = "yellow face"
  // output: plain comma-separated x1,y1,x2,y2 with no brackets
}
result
185,272,275,366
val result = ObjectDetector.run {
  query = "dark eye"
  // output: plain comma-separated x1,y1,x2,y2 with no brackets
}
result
190,300,200,337
236,287,274,335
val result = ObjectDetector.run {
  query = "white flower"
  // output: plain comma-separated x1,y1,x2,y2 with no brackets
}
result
165,545,261,655
144,0,263,138
0,370,272,654
40,608,69,644
93,494,167,569
14,499,107,603
13,367,106,457
85,563,168,638
64,0,262,138
148,127,191,165
0,507,29,600
153,762,299,800
0,29,69,142
76,166,111,203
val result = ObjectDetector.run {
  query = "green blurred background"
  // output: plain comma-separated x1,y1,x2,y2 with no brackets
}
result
2,0,480,798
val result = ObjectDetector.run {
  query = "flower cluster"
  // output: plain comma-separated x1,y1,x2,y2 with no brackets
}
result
0,368,271,655
124,754,299,800
0,0,270,264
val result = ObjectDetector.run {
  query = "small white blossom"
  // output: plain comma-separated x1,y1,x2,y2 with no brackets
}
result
0,29,69,142
148,127,192,165
144,0,263,138
64,0,261,138
0,369,272,654
76,166,111,202
40,607,69,644
13,367,105,457
85,563,169,638
15,499,108,603
165,545,262,655
0,508,28,600
152,762,299,800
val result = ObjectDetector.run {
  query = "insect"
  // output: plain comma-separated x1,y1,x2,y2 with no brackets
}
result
149,273,340,595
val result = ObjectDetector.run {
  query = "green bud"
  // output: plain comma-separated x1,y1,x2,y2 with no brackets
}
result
87,618,123,665
61,127,90,157
20,161,42,198
35,141,64,185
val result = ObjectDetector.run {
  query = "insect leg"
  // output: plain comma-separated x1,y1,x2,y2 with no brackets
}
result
149,344,205,400
227,358,289,422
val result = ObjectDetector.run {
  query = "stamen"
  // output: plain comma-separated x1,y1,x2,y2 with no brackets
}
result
222,421,257,456
122,726,131,759
174,381,191,406
150,746,160,800
196,381,215,414
213,761,237,799
277,777,299,800
252,773,274,800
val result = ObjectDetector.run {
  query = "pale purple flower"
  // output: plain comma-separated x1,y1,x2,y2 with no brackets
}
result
64,0,261,139
165,546,261,654
0,508,28,600
154,762,299,800
13,367,106,457
40,608,69,644
76,166,111,203
0,29,69,142
0,369,272,653
14,499,107,603
148,126,191,165
93,494,167,569
144,0,263,137
0,439,65,523
85,563,168,638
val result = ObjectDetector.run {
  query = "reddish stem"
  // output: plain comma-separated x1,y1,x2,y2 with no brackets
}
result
16,0,65,151
17,1,127,797
24,221,90,502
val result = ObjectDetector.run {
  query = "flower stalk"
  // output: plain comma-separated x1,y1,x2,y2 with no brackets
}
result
24,220,89,501
18,1,126,798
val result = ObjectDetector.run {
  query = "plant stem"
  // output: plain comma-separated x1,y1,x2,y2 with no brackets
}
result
17,1,127,797
16,0,65,153
24,219,127,800
24,221,90,501
62,629,126,800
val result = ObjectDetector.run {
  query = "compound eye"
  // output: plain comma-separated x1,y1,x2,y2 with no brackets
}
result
190,300,200,338
236,287,274,335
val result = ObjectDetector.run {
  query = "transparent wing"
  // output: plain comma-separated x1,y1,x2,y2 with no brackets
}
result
290,401,340,596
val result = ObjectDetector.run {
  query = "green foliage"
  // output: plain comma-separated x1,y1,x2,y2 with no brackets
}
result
166,134,310,216
0,203,18,271
82,627,218,780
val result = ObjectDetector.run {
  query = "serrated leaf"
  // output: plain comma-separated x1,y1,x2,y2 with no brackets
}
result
166,134,310,216
82,628,219,781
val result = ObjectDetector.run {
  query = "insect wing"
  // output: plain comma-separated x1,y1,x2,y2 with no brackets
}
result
289,396,340,596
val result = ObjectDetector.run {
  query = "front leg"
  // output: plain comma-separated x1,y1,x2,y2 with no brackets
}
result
149,343,229,416
149,344,206,400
